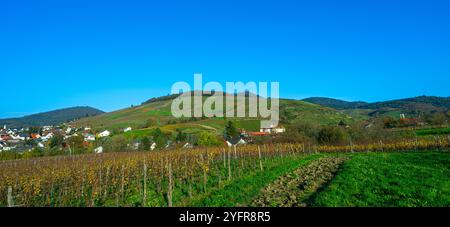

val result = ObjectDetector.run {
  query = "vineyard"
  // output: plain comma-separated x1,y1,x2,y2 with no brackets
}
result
1,137,450,207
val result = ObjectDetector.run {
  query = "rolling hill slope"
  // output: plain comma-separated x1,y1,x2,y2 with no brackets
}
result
73,94,353,134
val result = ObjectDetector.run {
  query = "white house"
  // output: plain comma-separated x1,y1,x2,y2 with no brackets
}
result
150,142,157,151
226,137,247,147
273,127,286,133
94,146,103,154
41,132,54,142
64,133,78,140
84,134,96,142
2,146,14,151
123,127,132,132
260,125,286,134
98,130,110,138
11,134,26,141
183,142,193,149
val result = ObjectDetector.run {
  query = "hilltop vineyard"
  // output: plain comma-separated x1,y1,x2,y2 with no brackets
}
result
1,137,449,207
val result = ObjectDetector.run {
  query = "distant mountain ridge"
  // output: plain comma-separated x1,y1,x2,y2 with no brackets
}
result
360,96,450,112
0,106,104,128
303,96,450,116
302,97,368,109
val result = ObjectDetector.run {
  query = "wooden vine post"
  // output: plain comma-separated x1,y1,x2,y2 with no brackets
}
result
228,147,232,181
104,166,110,199
120,164,125,202
258,146,263,171
200,153,207,193
7,186,14,207
415,137,418,151
222,149,226,169
143,160,147,206
167,162,173,207
380,140,384,152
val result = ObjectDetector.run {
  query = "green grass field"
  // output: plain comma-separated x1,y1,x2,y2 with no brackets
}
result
416,127,450,136
309,152,450,207
189,151,450,207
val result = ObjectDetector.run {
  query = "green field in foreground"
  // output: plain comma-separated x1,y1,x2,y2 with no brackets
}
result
191,151,450,207
310,152,450,207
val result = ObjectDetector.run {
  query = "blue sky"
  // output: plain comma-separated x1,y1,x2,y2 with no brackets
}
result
2,0,450,118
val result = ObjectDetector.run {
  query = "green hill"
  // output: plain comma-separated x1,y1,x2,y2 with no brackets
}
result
0,106,104,128
73,94,352,134
302,97,367,110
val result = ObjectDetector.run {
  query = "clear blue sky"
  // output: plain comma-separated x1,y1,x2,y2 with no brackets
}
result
2,0,450,118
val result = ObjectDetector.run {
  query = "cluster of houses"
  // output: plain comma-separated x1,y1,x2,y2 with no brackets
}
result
0,125,56,152
0,123,129,153
225,124,286,147
1,121,286,153
0,125,28,151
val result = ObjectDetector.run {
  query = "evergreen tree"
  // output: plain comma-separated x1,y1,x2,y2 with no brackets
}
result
224,121,239,139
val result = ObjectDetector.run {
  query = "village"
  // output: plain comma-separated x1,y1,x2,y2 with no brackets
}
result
0,122,286,155
0,124,103,153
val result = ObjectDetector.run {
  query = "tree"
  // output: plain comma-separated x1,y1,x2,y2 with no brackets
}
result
291,122,319,139
224,121,239,139
383,117,397,128
25,139,37,147
28,127,41,134
429,112,447,126
65,135,85,154
175,129,187,142
317,126,346,145
49,134,64,148
111,135,128,152
338,120,347,127
96,137,112,152
141,137,152,151
152,128,167,149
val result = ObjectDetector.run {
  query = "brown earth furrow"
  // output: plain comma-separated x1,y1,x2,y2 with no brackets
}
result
252,157,347,207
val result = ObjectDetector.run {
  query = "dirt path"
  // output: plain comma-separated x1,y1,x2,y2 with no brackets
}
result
251,157,347,207
195,124,218,132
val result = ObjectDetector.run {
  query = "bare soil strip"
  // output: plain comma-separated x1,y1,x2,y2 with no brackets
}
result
252,157,347,207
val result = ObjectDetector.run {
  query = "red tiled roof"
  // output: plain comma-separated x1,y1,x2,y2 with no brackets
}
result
248,132,270,136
